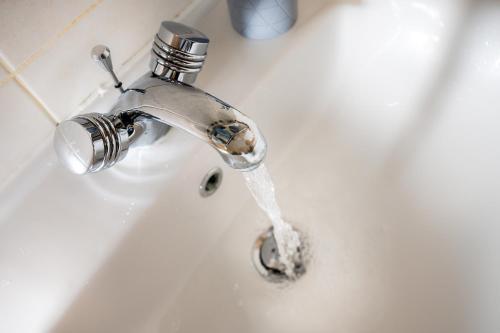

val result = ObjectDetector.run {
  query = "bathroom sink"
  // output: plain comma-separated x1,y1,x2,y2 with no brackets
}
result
1,0,500,332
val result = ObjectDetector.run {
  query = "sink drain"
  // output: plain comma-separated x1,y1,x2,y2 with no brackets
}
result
199,167,223,197
252,226,308,283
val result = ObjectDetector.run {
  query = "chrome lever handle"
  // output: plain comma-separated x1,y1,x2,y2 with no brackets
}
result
91,45,125,93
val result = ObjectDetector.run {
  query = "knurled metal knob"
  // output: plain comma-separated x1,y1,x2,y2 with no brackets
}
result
53,113,129,174
150,21,209,84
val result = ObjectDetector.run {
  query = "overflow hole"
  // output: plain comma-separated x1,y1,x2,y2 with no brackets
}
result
199,167,223,197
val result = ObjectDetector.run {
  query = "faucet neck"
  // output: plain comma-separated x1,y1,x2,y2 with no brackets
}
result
110,74,267,171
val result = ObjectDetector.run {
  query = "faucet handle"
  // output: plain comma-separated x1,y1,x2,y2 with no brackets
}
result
91,45,125,93
54,113,129,174
151,21,209,84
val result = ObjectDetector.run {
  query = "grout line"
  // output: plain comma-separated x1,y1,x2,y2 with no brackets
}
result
175,0,220,24
0,56,60,125
173,0,198,19
120,38,153,69
1,0,211,124
0,0,105,124
0,0,104,88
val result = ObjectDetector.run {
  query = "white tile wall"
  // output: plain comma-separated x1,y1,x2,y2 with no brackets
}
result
0,64,54,186
0,1,96,64
0,0,215,189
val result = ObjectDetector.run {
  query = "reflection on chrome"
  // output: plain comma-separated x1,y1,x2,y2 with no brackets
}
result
54,21,266,175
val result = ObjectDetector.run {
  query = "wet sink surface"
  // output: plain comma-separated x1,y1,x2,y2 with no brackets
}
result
2,0,500,332
150,0,500,332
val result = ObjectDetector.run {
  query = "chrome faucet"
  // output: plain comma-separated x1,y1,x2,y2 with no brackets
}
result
54,21,266,174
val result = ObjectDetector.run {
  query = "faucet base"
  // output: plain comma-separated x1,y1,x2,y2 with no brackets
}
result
121,112,171,148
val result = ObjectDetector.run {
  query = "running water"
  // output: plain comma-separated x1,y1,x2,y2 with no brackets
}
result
243,164,301,277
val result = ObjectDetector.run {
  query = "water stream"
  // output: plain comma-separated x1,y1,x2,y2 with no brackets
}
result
243,164,302,277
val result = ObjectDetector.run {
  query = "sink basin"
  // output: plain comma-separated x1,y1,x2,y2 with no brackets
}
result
1,0,500,332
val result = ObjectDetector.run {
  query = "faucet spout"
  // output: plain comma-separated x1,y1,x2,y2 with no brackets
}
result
112,74,267,171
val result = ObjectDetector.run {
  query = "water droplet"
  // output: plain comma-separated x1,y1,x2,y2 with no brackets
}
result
171,320,180,331
0,279,12,288
19,247,28,256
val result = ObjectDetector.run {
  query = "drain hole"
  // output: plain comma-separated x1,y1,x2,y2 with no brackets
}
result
205,173,219,192
199,167,223,197
252,226,308,283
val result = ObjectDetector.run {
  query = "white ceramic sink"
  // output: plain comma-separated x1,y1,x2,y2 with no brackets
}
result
1,0,500,332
